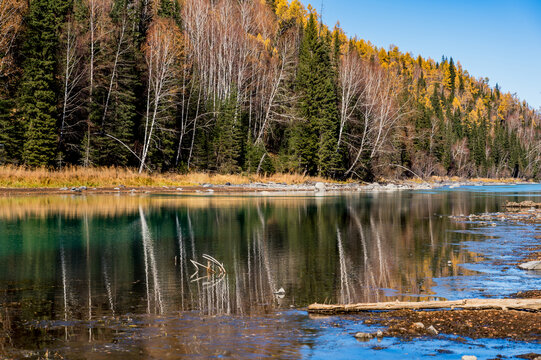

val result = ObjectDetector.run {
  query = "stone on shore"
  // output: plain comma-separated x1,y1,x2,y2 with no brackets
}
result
354,332,373,340
518,261,541,270
314,182,326,192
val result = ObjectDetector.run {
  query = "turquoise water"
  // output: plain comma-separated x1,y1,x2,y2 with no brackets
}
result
0,186,540,359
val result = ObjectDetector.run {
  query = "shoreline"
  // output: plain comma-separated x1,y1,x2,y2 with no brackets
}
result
0,179,535,196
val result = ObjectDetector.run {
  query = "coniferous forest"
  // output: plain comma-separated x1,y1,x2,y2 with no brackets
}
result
1,0,540,180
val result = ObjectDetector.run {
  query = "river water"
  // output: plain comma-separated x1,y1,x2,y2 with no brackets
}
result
0,186,540,359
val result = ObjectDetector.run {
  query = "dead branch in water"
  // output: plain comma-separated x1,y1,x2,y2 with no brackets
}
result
308,298,541,314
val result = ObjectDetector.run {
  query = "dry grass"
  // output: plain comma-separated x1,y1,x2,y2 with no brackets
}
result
428,175,531,184
0,166,335,188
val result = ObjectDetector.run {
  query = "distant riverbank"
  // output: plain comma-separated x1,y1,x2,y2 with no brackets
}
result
0,165,534,196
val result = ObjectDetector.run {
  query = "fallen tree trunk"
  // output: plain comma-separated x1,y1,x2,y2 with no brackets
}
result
308,298,541,314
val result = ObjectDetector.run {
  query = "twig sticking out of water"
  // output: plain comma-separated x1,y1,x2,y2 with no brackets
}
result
190,254,226,286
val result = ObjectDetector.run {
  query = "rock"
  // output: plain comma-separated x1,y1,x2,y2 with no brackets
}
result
314,182,326,192
59,187,68,191
118,184,126,188
375,330,384,338
518,261,541,270
354,332,373,340
225,182,231,186
79,186,87,190
202,183,212,188
427,325,439,335
461,356,477,360
71,187,81,192
114,187,120,190
412,322,425,330
176,188,183,191
206,189,214,193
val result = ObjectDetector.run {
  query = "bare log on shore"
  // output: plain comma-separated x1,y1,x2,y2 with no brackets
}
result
504,201,541,208
308,298,541,314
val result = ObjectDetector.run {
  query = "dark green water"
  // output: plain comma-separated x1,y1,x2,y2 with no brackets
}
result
0,187,540,359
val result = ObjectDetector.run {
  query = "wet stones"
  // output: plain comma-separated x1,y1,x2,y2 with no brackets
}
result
354,330,384,340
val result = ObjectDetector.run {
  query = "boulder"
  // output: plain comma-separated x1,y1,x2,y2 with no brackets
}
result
354,332,373,340
314,182,326,192
518,261,541,270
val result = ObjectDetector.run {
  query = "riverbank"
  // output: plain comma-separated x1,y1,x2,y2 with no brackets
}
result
0,166,534,195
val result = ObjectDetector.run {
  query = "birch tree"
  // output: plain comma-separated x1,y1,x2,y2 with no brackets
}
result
0,0,26,76
139,17,182,173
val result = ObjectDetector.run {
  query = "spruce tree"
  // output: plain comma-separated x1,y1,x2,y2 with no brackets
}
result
294,14,340,178
448,57,456,103
91,0,139,167
18,0,68,167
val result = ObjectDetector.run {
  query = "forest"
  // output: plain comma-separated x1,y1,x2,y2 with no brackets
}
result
1,0,540,180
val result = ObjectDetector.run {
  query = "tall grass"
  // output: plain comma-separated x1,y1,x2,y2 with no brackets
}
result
0,166,333,188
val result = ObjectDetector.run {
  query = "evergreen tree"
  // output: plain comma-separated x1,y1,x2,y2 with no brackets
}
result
91,0,140,166
293,14,340,178
212,94,243,173
448,57,456,103
18,0,69,167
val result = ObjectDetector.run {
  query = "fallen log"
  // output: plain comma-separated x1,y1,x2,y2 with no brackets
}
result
504,200,541,208
308,298,541,314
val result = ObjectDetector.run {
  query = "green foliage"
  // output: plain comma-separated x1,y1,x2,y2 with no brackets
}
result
212,94,243,174
293,14,341,178
18,0,69,167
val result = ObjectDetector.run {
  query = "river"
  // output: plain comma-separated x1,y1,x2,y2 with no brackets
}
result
0,185,540,359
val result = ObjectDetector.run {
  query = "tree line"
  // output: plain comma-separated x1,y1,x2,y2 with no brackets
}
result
0,0,540,180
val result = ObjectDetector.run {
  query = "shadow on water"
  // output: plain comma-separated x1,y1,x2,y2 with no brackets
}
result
0,187,540,358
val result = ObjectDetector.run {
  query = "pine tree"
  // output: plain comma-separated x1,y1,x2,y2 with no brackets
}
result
213,94,243,174
448,57,456,103
293,14,340,178
91,0,140,166
18,0,69,167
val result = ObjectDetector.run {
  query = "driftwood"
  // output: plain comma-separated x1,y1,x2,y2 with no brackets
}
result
505,200,541,208
308,298,541,314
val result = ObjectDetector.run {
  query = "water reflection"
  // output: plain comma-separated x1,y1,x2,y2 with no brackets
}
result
0,189,538,356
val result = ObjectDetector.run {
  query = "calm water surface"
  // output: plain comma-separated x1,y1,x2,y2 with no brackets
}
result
0,186,540,359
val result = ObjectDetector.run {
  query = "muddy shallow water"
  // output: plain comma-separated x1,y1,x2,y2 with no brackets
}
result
0,186,540,359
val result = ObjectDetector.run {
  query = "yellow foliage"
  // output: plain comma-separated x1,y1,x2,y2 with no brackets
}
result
452,97,462,112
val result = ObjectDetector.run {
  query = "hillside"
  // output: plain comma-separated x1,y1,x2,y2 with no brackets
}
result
0,0,539,180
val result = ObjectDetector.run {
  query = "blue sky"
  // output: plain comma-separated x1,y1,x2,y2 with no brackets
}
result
300,0,541,109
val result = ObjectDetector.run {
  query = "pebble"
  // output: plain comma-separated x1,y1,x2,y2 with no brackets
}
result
427,325,439,335
412,322,425,330
461,356,477,360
